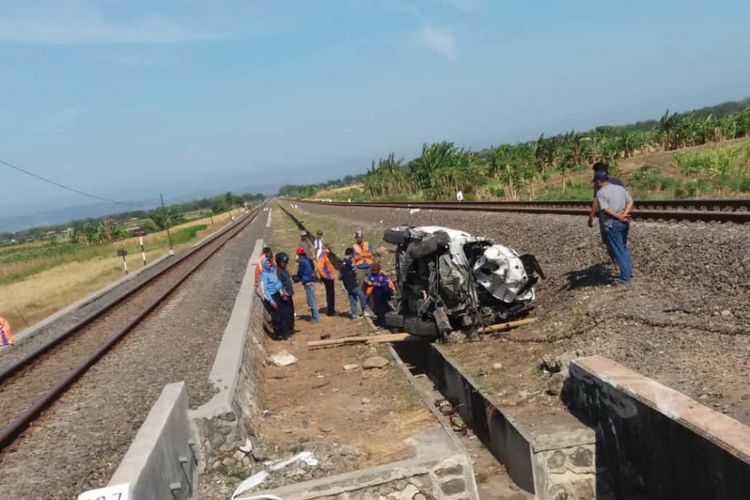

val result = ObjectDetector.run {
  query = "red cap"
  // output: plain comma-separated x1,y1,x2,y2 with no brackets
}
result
295,246,306,256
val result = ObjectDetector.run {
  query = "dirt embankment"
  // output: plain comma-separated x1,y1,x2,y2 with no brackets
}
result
291,201,750,425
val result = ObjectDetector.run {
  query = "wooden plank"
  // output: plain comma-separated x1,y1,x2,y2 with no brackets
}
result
307,333,425,348
480,317,537,334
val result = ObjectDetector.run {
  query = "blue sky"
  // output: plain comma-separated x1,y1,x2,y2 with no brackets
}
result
1,0,749,217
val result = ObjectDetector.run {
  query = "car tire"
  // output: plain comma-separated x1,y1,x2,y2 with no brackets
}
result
384,312,404,328
403,317,439,338
383,226,411,245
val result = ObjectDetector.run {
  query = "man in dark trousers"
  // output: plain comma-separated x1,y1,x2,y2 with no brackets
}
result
317,244,336,316
260,256,290,339
275,252,295,336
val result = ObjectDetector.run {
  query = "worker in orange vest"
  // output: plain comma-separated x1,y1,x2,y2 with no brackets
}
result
317,244,337,316
0,317,13,347
254,247,274,285
353,229,373,291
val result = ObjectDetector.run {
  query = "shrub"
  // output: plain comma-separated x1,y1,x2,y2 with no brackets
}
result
631,164,661,191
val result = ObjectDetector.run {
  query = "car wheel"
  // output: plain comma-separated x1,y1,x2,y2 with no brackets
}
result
384,312,404,328
403,317,439,338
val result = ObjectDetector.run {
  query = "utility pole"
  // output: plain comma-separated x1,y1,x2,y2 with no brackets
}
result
160,193,174,256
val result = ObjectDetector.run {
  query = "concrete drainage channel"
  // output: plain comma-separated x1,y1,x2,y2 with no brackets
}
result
81,203,750,500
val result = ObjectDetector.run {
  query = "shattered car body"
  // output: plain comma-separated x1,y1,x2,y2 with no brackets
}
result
383,225,543,338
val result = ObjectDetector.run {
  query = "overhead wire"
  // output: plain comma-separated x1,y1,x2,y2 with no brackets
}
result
0,157,135,206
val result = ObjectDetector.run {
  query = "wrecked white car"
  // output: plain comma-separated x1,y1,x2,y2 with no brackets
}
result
383,225,543,338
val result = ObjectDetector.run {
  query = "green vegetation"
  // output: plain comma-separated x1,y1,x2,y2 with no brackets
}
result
171,224,209,245
1,191,265,246
283,99,750,202
624,142,750,198
279,174,365,198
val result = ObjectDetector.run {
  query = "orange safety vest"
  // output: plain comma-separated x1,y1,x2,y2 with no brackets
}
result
353,241,373,268
0,317,13,346
317,255,335,280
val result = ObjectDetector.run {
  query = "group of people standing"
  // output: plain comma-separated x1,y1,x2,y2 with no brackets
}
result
257,228,396,339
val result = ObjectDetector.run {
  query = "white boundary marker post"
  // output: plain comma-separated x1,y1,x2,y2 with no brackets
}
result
139,236,147,267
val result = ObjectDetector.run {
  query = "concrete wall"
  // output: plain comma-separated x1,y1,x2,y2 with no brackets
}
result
394,342,599,500
79,382,197,500
569,355,750,499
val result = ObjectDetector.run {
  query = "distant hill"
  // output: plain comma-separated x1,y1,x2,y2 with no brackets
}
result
0,200,159,233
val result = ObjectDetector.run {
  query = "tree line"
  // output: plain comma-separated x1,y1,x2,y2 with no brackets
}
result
281,98,750,201
1,191,265,245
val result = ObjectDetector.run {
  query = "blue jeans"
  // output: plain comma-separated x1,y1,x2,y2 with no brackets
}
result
347,286,368,317
603,220,632,282
304,283,321,322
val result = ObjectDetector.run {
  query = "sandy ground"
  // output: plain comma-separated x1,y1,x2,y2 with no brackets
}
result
204,209,436,494
287,200,750,427
0,210,238,330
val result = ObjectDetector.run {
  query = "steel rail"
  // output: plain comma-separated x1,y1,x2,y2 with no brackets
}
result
0,210,254,385
296,199,750,224
0,206,262,451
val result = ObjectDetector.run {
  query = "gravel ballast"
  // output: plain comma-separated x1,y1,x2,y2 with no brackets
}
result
0,215,266,500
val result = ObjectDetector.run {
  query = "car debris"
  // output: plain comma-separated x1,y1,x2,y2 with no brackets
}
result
382,225,544,339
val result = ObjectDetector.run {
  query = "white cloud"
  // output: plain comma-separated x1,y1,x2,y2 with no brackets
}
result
0,2,218,44
416,25,457,60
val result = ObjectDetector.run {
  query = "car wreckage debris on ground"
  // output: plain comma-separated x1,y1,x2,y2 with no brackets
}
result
382,225,544,339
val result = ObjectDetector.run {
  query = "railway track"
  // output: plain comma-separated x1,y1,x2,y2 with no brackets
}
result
298,198,750,224
0,207,262,452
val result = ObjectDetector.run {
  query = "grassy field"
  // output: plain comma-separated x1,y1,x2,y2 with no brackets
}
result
0,210,240,332
314,138,750,202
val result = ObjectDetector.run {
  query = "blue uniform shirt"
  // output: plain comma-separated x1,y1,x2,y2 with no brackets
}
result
261,267,283,302
297,256,315,285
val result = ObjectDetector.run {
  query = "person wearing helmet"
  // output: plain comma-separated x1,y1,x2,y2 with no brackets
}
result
260,255,288,339
275,252,296,336
296,246,321,323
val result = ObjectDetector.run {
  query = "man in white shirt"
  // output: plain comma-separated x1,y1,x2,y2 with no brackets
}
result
313,230,325,260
